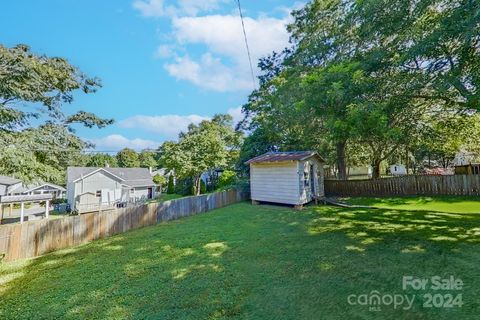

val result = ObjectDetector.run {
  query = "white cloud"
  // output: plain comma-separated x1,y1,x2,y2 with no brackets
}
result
134,0,291,91
163,14,290,91
164,53,252,91
133,0,166,17
155,44,175,58
89,134,161,151
175,0,228,16
226,106,244,124
118,108,244,138
172,15,289,66
133,0,227,17
119,114,210,137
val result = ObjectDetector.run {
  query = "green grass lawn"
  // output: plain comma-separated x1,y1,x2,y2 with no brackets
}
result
1,200,479,319
341,196,480,214
149,193,186,203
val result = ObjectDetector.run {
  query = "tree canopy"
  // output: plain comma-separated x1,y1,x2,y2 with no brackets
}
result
160,114,242,195
242,0,480,179
0,44,113,183
116,148,141,168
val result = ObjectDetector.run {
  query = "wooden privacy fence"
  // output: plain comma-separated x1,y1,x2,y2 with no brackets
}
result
0,190,249,262
325,175,480,197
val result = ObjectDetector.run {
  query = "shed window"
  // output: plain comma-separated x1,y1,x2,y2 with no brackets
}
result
95,190,101,197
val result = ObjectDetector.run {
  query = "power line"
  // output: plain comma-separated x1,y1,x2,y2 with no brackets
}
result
1,146,161,154
235,0,257,90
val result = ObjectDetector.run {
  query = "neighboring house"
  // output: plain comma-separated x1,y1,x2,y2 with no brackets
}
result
424,167,454,175
347,166,372,179
455,163,480,175
67,167,156,213
246,151,325,209
453,150,476,166
12,183,66,198
150,168,175,193
201,168,224,186
150,168,171,178
0,175,22,196
390,164,407,176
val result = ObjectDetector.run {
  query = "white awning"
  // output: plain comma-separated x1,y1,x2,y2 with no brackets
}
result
0,194,53,204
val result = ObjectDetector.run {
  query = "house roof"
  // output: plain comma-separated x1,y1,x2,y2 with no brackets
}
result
245,151,325,164
0,175,22,186
24,183,66,193
0,194,52,204
67,167,155,187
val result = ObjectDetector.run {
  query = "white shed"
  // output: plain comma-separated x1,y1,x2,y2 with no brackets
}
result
246,151,325,209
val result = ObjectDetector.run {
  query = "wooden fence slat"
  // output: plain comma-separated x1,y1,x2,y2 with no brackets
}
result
325,175,480,197
0,190,249,262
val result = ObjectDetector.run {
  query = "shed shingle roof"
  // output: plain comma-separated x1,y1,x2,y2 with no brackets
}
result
245,151,324,164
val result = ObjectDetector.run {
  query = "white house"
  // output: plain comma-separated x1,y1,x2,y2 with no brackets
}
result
0,175,22,196
12,183,66,198
453,150,476,166
246,151,325,209
390,164,407,176
67,167,156,213
348,166,373,179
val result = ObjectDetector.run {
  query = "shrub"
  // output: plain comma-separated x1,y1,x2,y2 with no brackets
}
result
167,175,175,194
51,198,67,205
175,178,193,196
216,170,238,190
153,174,166,187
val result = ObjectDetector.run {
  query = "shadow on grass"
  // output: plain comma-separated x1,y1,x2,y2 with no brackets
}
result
308,206,480,248
340,195,480,214
0,215,246,319
0,202,479,319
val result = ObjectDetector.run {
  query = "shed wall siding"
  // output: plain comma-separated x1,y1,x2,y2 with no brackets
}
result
250,162,301,205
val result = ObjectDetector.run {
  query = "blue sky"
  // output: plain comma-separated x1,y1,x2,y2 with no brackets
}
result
1,0,300,151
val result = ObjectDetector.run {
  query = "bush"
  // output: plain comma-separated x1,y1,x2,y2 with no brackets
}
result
175,178,193,196
233,177,250,192
153,174,166,187
218,170,236,189
189,180,207,195
51,198,67,205
167,175,175,194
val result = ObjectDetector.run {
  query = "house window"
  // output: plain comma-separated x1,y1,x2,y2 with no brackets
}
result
130,188,135,194
95,190,101,197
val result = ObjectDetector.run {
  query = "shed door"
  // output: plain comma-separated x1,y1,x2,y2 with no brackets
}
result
309,164,315,195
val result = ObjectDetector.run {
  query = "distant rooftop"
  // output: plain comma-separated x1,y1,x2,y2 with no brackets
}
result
0,175,22,186
245,151,324,164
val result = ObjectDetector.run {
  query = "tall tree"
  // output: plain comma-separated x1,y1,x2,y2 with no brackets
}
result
0,44,113,183
243,0,480,179
86,153,118,167
116,148,140,168
160,115,242,195
139,150,158,169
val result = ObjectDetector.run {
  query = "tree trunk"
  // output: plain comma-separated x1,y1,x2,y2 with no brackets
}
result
194,176,202,196
405,148,409,175
336,141,347,180
372,158,382,179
